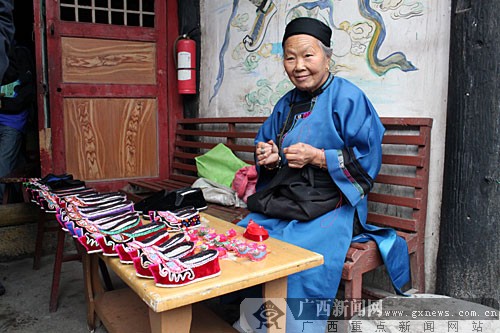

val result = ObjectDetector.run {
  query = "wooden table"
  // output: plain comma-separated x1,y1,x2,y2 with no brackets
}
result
83,213,324,332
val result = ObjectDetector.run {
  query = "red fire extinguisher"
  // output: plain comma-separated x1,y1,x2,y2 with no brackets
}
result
175,34,196,94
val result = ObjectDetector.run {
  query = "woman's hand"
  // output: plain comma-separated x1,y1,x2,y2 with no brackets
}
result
284,143,325,169
256,140,279,167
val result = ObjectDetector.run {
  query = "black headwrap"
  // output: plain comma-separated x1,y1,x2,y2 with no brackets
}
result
282,17,332,48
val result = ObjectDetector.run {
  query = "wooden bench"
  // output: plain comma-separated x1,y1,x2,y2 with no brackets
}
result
123,116,432,304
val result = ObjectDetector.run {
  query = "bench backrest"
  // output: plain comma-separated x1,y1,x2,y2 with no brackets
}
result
171,117,432,239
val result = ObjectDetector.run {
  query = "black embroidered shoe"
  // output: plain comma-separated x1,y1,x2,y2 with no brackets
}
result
134,187,207,217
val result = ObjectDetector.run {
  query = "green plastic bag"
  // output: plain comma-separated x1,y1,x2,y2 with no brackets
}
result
195,143,249,187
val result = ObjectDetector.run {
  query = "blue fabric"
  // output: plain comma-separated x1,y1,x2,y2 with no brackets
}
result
0,109,28,132
238,76,410,332
0,123,22,202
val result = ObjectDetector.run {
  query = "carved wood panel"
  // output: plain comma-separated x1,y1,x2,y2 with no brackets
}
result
61,37,156,85
63,98,158,180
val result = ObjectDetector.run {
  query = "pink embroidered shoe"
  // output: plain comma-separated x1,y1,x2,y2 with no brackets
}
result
149,249,220,287
62,192,127,208
117,233,186,265
115,230,171,264
121,221,167,241
96,213,142,235
132,241,195,278
149,206,201,230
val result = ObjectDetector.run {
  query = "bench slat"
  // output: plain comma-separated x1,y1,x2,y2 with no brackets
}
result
173,151,198,160
382,154,425,167
169,173,198,184
368,192,421,209
176,129,258,139
367,212,418,232
128,180,165,192
178,117,268,124
175,140,256,153
380,117,433,127
382,134,426,146
375,174,424,188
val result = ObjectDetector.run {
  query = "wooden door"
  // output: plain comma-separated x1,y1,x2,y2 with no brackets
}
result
33,0,182,191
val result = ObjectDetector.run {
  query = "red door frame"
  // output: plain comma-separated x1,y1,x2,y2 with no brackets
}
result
33,0,183,191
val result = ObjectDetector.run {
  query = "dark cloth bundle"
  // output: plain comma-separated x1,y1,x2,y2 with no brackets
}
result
247,165,343,221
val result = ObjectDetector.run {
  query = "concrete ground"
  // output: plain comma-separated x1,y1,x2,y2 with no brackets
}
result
0,255,108,333
0,254,240,333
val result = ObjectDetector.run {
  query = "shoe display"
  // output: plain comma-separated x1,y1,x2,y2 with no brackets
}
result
25,175,272,291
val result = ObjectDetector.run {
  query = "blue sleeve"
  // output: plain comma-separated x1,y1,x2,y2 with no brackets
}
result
326,91,385,207
254,91,293,190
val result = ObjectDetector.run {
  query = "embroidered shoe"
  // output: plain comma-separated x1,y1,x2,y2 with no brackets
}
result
115,230,171,264
61,192,127,209
77,233,103,254
95,233,133,256
149,206,201,231
117,232,187,264
120,221,167,241
135,187,207,218
132,241,195,278
76,198,132,219
39,187,96,212
96,212,142,235
149,249,220,287
70,196,127,212
63,209,139,238
96,220,166,257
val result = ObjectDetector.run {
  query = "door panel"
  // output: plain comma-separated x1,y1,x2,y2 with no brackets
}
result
61,37,156,85
63,98,158,180
34,0,181,191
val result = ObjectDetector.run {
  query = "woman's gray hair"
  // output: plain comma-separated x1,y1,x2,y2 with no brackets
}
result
318,40,333,59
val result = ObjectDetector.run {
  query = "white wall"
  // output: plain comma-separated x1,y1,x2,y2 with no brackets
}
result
200,0,451,292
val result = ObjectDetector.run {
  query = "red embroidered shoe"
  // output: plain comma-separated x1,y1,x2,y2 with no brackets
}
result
95,233,133,256
132,241,195,278
115,230,171,264
77,233,103,254
149,206,201,230
149,249,220,287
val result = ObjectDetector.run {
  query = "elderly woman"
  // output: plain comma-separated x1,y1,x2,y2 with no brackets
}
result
235,17,410,332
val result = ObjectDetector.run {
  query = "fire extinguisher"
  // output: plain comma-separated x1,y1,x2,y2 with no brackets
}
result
175,33,196,94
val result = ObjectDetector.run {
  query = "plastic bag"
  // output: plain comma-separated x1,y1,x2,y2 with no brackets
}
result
195,143,249,187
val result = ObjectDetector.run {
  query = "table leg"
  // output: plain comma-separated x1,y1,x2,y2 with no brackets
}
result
149,304,192,333
262,277,288,333
82,253,105,331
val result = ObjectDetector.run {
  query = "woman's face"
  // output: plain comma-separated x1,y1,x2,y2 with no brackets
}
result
283,34,330,93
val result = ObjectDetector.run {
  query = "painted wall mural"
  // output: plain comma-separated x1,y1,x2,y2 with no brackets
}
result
200,0,425,117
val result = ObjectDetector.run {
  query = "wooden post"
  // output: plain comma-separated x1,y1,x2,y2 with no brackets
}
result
437,0,500,309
